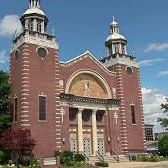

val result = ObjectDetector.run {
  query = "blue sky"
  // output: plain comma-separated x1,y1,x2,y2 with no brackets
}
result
0,0,168,131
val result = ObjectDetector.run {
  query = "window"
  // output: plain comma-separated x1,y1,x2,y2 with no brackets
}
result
82,110,91,122
14,50,19,62
145,127,154,141
96,111,104,122
37,20,42,32
28,19,33,31
114,44,119,53
37,47,47,59
131,105,136,124
14,98,17,122
39,96,46,121
126,67,133,75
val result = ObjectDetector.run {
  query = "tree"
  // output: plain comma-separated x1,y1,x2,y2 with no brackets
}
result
158,96,168,130
158,134,168,157
0,70,12,134
0,129,36,167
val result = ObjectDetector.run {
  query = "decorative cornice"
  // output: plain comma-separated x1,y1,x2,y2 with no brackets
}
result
101,54,139,68
10,31,58,53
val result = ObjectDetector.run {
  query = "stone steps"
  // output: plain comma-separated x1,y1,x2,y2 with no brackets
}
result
119,155,130,162
88,156,100,165
104,156,118,163
88,154,130,165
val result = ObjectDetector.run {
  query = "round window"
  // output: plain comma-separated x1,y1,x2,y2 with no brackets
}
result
14,50,19,61
126,67,133,75
37,47,47,59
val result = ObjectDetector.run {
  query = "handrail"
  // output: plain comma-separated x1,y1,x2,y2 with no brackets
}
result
111,150,119,162
96,151,104,162
81,152,89,163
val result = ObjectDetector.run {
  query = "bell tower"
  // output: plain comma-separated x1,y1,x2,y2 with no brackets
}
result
10,0,61,161
100,18,146,153
20,0,48,33
105,17,127,56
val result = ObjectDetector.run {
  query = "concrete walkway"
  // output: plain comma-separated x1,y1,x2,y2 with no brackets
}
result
108,161,168,168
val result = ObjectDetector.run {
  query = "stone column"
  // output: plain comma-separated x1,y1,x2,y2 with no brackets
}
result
41,21,45,33
77,108,83,153
92,109,98,155
33,19,37,32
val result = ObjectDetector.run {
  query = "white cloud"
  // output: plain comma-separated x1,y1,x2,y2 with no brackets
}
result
0,15,21,37
142,88,167,132
144,43,168,53
139,58,165,67
0,50,8,64
158,70,168,77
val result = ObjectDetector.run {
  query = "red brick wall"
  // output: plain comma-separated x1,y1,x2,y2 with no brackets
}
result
10,43,60,160
113,64,146,153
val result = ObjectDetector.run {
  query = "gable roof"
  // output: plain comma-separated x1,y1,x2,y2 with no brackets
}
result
60,50,116,75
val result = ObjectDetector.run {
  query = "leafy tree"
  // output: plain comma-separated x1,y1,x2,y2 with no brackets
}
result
158,96,168,130
158,134,168,157
0,70,12,134
0,129,36,167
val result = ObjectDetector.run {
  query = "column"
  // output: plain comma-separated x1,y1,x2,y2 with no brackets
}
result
92,109,98,155
41,21,45,33
33,19,37,32
77,108,83,153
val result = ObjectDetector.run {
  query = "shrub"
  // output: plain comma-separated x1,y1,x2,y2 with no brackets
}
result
0,151,4,162
60,151,73,165
62,156,72,166
131,155,136,161
149,155,159,162
0,150,11,164
30,157,41,168
54,151,61,157
76,161,83,166
158,134,168,157
95,162,109,167
70,160,75,166
74,154,85,162
136,154,149,162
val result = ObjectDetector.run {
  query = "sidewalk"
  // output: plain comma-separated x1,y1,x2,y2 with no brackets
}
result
108,161,168,168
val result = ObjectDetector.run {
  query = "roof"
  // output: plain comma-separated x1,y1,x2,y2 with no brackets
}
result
60,50,116,75
106,32,126,41
23,8,45,16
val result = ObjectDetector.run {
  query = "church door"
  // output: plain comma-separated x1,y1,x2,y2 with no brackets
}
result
83,138,92,156
97,134,105,155
70,139,77,153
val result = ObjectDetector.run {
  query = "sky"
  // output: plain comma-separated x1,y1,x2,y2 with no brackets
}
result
0,0,168,132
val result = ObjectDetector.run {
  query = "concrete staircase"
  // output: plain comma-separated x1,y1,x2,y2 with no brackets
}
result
88,155,100,165
43,157,57,167
103,155,118,163
88,154,129,165
118,155,130,162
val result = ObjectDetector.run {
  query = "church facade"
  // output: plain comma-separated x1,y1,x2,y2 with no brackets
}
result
10,0,146,161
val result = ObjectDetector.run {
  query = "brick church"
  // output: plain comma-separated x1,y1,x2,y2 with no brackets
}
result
10,0,146,163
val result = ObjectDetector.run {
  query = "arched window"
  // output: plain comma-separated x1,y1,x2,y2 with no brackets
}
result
37,20,42,32
28,19,33,31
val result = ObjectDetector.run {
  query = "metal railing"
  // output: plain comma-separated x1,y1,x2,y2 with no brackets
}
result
82,152,89,163
111,150,119,162
97,151,104,162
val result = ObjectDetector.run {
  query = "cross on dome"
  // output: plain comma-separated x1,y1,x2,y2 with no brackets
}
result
29,0,41,8
110,16,119,34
